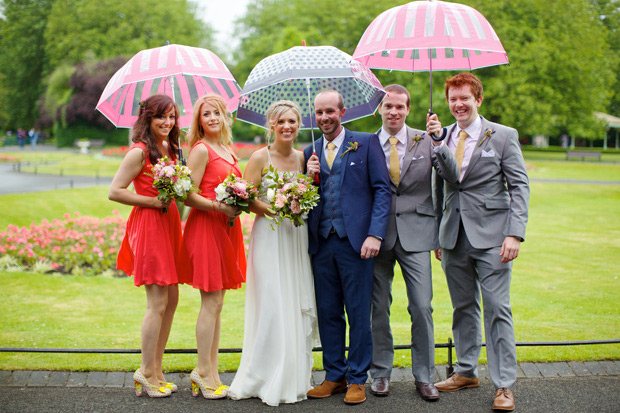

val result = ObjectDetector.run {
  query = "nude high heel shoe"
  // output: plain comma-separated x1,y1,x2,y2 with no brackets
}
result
133,369,171,398
190,368,227,399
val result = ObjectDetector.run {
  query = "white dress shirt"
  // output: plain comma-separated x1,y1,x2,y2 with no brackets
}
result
446,116,482,181
379,125,407,172
324,127,346,154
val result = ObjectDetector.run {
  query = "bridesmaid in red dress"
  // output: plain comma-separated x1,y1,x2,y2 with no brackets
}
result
109,94,190,398
183,93,247,399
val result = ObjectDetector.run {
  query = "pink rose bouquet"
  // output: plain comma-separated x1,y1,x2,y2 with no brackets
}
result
264,166,320,228
147,156,199,212
214,174,259,226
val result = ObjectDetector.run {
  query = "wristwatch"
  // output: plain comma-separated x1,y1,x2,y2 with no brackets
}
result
372,235,384,241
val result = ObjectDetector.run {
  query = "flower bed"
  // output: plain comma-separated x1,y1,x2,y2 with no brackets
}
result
0,153,19,163
1,211,256,276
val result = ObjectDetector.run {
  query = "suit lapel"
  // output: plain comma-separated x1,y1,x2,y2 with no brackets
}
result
401,126,421,177
340,128,352,186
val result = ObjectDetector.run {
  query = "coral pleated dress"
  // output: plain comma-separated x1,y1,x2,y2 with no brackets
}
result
183,141,247,292
117,142,191,286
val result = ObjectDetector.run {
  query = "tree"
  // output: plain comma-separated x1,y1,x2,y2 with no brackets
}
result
232,0,616,140
44,0,214,71
0,0,53,130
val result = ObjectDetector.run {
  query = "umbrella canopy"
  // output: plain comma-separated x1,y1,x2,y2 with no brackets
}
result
96,44,241,128
237,45,385,130
353,0,509,73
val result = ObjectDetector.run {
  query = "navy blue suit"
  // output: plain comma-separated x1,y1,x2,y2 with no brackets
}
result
304,128,391,384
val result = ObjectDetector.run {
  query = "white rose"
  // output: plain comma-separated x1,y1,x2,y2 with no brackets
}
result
267,188,276,202
214,183,227,201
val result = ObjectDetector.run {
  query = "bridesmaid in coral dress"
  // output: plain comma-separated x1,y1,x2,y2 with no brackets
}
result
109,94,191,398
183,94,247,399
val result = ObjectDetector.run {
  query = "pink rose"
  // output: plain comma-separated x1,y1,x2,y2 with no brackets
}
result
291,200,301,214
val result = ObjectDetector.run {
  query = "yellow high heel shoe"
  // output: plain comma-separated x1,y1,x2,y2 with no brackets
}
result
133,369,171,398
190,368,227,399
158,379,178,393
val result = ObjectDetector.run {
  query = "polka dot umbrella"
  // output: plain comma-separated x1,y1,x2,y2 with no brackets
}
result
237,45,386,155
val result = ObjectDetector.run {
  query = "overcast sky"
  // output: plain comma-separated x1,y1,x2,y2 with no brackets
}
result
191,0,251,59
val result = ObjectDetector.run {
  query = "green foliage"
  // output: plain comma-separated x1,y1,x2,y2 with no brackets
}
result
42,64,76,123
43,0,213,71
0,0,53,129
54,120,128,147
233,0,617,140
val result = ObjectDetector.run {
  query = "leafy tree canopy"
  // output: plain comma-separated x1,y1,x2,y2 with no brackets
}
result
233,0,616,139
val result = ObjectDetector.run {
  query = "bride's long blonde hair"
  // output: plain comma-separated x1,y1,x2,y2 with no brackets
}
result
186,94,233,147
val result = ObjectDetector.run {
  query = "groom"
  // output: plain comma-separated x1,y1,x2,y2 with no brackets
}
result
304,90,391,405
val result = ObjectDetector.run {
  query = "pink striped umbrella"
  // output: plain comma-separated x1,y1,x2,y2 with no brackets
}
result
96,44,241,128
353,0,508,111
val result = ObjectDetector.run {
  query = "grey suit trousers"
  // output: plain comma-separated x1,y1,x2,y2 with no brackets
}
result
442,224,517,390
370,237,435,382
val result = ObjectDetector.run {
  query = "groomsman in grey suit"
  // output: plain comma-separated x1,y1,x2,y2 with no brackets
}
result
430,73,529,412
369,84,458,401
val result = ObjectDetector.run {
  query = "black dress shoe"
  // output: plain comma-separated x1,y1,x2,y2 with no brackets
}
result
416,381,439,401
370,377,389,396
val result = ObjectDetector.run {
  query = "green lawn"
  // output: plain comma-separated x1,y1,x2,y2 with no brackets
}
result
0,156,618,372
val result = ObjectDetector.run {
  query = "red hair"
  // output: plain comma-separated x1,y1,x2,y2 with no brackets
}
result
444,73,483,101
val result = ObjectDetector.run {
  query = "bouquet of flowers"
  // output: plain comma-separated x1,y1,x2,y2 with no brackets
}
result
214,174,259,226
147,156,199,213
263,166,320,228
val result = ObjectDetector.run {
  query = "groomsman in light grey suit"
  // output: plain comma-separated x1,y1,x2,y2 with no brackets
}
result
430,73,529,412
369,85,458,401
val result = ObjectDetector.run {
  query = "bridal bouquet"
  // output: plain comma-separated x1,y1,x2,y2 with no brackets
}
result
214,174,259,226
264,166,320,228
148,156,198,213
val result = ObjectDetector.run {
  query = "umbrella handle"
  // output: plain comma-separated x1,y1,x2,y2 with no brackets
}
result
312,152,320,184
428,111,448,142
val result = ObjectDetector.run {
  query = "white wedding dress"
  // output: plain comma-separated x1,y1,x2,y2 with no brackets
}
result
228,165,318,406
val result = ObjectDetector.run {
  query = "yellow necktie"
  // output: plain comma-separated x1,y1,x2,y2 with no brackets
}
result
388,136,400,186
455,130,468,173
326,142,336,169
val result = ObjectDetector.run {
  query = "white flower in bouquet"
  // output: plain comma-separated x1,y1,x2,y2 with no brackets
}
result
267,188,276,202
214,184,228,201
173,177,193,197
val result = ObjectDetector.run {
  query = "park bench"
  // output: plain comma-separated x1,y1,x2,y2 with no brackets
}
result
566,151,601,161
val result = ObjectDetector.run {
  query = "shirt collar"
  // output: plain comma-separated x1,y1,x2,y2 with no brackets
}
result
457,116,482,141
379,125,407,146
324,127,346,150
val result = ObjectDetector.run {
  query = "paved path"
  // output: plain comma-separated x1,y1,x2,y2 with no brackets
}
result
0,163,111,194
1,362,619,412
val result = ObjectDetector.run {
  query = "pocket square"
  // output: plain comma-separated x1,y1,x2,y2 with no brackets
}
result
417,155,424,159
481,149,495,158
350,161,356,166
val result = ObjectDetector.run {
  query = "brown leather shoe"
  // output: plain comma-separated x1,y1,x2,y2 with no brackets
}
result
307,380,348,399
492,388,515,411
370,377,389,396
344,384,366,404
415,381,439,401
435,373,479,392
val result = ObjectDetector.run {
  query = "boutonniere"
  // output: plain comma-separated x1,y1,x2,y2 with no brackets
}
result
340,141,361,158
409,133,424,151
478,129,495,147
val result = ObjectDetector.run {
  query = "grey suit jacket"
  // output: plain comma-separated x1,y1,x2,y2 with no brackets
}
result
381,126,459,252
434,116,530,250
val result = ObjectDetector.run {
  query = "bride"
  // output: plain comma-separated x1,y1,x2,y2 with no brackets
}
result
228,100,318,406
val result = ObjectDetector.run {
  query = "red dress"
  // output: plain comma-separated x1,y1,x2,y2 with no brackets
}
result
183,141,247,292
117,142,191,287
